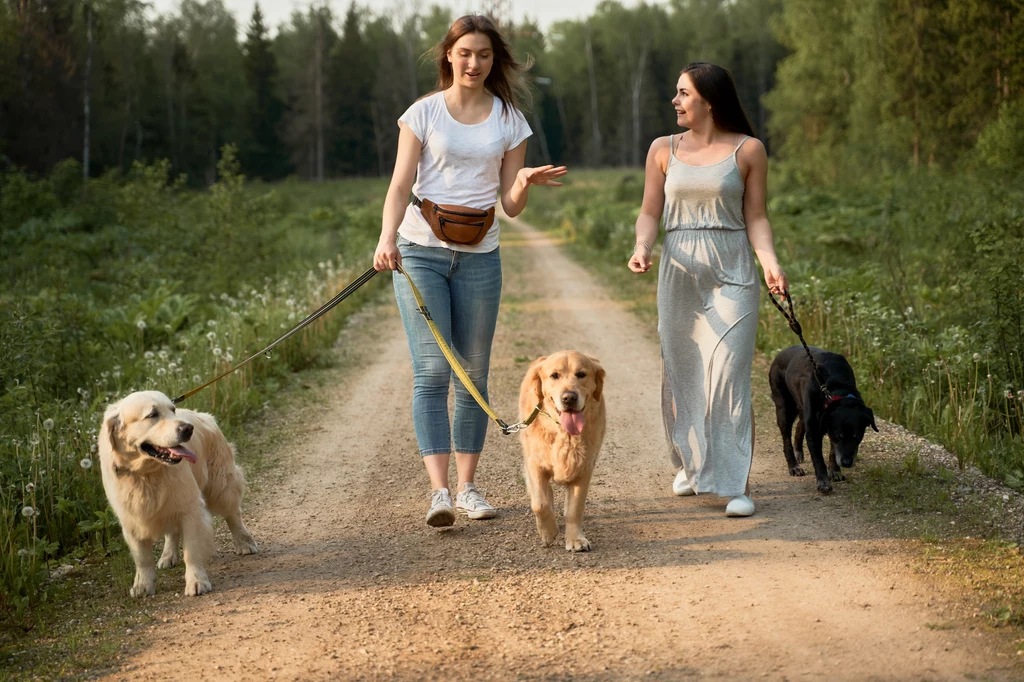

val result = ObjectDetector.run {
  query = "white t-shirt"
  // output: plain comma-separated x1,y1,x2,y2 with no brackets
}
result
398,91,533,253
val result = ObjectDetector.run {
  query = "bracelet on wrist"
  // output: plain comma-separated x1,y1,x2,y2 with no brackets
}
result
633,240,652,254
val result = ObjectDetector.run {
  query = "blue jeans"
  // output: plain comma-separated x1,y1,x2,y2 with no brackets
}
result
393,236,502,456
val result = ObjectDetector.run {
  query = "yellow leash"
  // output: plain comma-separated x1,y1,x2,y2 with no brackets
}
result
397,263,540,435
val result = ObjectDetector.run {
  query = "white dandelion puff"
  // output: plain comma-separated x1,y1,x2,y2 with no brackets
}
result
17,548,28,558
21,506,35,518
193,375,202,383
156,368,166,376
80,458,93,470
973,353,981,362
43,418,54,431
136,319,147,330
25,483,35,493
206,331,217,341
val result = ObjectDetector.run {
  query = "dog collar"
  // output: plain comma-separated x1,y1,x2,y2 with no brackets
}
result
113,465,134,478
824,393,858,409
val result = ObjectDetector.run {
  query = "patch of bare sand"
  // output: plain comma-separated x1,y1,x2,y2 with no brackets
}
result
98,218,1019,681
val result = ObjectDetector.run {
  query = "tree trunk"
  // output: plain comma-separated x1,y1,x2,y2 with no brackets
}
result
315,6,325,183
630,45,649,167
83,5,94,184
584,22,602,166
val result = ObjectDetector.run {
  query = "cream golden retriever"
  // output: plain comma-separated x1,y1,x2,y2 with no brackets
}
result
98,390,257,597
519,351,606,551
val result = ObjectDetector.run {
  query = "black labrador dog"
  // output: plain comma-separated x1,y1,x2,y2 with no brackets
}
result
768,345,878,494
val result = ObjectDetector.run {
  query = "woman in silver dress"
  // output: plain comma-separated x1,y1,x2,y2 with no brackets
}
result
627,62,789,517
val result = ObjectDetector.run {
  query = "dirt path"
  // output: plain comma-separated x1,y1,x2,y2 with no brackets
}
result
100,218,1017,681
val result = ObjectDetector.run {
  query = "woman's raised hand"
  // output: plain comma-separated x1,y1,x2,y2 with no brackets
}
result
374,237,402,271
517,165,568,188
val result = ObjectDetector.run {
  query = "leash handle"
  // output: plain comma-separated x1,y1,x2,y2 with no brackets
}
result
172,267,379,404
397,263,538,435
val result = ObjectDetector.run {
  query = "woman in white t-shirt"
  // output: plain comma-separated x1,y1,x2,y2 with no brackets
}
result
373,15,566,528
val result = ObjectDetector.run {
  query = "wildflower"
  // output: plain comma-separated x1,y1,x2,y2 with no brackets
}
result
80,458,92,470
905,307,913,316
213,347,222,356
17,548,27,558
136,319,147,330
156,368,166,376
224,353,234,363
168,362,177,371
193,375,202,383
220,293,229,300
164,324,172,333
206,331,217,341
144,351,155,360
1018,391,1024,402
318,261,326,270
90,443,97,454
43,418,54,431
158,350,169,360
21,506,35,518
207,320,217,327
26,483,35,493
973,353,981,362
1007,390,1015,400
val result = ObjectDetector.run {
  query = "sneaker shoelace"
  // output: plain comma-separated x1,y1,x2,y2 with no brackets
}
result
460,487,491,509
431,489,452,509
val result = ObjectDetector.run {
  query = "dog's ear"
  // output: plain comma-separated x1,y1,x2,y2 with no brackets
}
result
102,404,124,453
866,407,879,432
589,357,606,403
523,356,547,405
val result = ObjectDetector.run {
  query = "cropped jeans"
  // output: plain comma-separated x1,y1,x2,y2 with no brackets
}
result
393,236,502,456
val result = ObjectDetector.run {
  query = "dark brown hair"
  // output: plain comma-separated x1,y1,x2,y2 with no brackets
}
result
681,62,755,137
432,15,532,117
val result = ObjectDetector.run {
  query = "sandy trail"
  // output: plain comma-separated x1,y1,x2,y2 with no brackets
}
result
100,218,1016,681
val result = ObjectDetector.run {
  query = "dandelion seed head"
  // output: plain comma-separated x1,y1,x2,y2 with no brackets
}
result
80,458,92,470
144,351,155,360
206,331,216,341
21,506,35,517
136,319,147,330
17,548,28,557
973,353,981,362
25,483,35,493
43,418,54,431
193,375,202,383
213,347,222,356
156,368,166,376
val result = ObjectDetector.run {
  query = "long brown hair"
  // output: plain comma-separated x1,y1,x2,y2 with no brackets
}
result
681,62,756,137
432,15,532,117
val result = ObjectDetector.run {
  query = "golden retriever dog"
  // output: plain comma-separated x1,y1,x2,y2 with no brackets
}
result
518,351,606,551
98,390,257,597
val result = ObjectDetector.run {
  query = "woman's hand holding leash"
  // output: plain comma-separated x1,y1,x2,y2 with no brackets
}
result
374,237,402,271
763,261,789,298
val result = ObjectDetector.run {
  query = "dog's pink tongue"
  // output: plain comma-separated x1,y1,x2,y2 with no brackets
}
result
559,411,585,436
169,446,197,463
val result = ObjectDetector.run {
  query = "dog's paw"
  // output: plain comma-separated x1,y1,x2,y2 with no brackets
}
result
565,534,592,552
184,577,213,596
537,516,558,547
789,466,806,477
157,553,178,569
829,470,847,482
816,480,834,495
235,539,259,556
130,578,155,598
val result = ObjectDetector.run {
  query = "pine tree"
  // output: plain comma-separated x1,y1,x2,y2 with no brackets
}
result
242,3,288,179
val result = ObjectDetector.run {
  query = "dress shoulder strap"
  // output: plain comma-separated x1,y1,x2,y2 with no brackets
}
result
667,134,676,168
733,135,751,154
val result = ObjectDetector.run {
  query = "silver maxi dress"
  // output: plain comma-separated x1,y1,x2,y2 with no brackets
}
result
658,134,759,497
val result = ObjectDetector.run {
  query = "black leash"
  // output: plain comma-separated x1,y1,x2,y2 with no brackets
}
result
172,267,379,404
765,288,836,405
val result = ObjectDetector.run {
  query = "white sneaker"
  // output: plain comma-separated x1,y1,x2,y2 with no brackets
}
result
426,488,455,527
672,469,695,496
725,495,755,517
455,483,497,520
